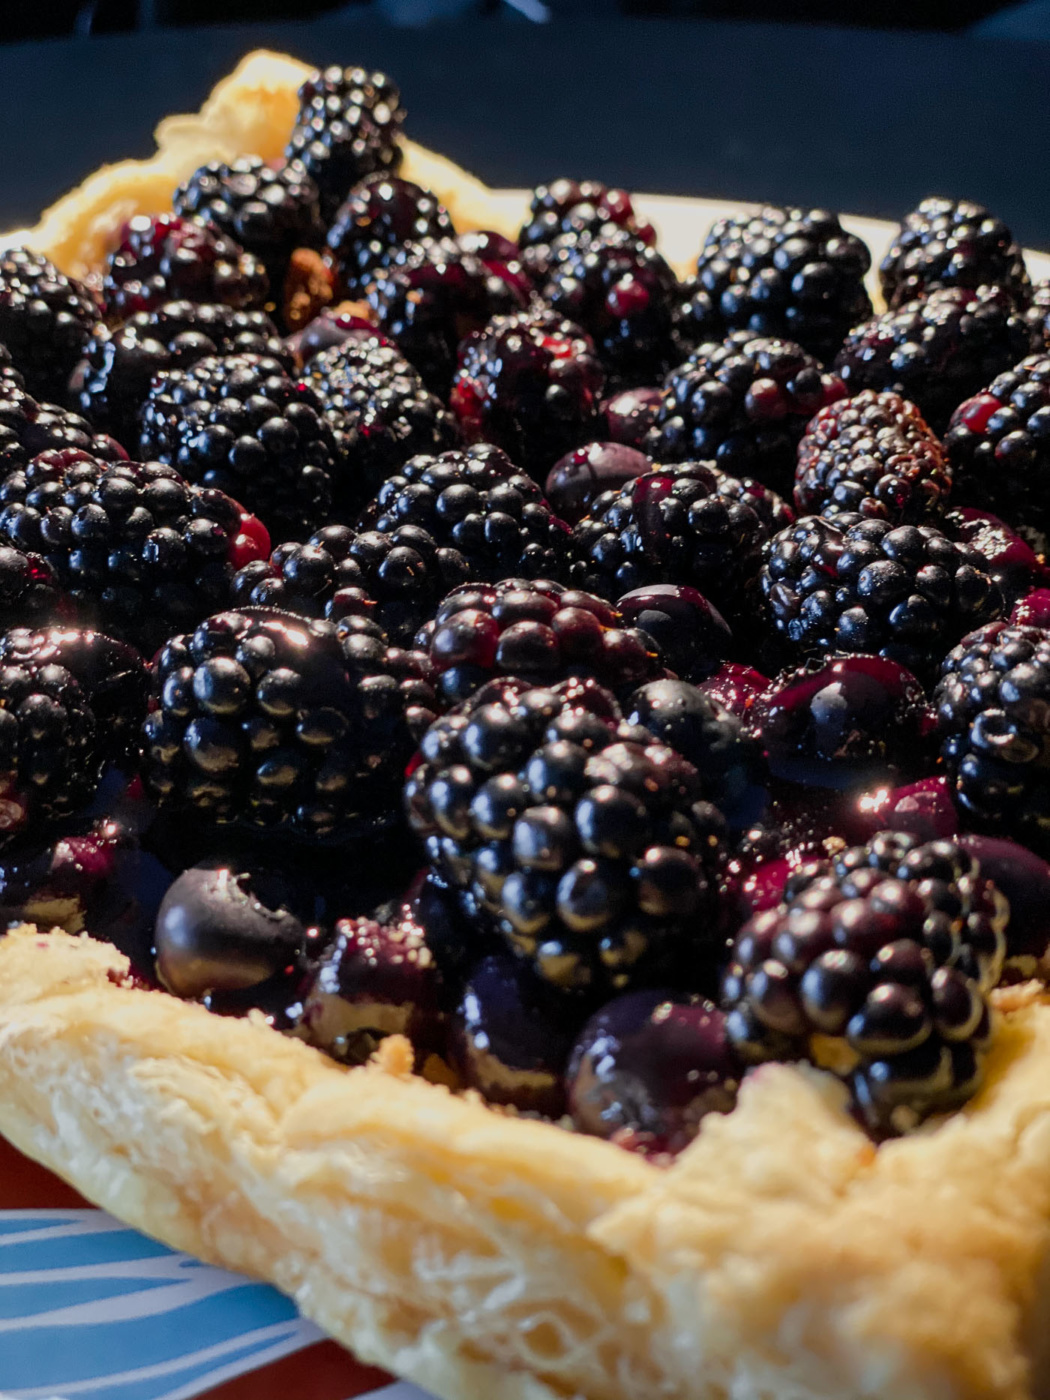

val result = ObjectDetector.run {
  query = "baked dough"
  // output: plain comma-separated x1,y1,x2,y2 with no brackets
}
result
3,926,1050,1400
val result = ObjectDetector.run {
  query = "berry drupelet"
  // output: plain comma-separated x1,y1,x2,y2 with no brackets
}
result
367,238,519,396
542,229,684,389
172,156,325,292
230,522,471,646
693,206,873,363
324,174,455,299
517,179,654,281
404,678,726,994
833,285,1037,435
450,309,605,481
0,248,98,402
286,66,405,223
761,513,1005,679
944,355,1050,554
795,391,951,524
0,450,270,654
102,215,268,324
416,577,666,707
0,375,127,479
645,332,846,497
78,301,289,449
142,607,437,843
879,198,1030,310
138,352,338,543
359,443,571,585
303,339,456,514
568,460,788,623
935,621,1050,855
721,831,1007,1135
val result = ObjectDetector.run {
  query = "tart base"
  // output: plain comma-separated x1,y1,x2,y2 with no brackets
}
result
3,926,1050,1400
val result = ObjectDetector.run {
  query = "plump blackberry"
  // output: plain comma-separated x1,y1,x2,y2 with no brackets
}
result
454,229,534,311
304,339,456,513
0,376,126,476
761,513,1004,678
880,198,1030,310
569,460,788,622
0,660,103,844
0,248,98,401
542,229,684,388
795,391,951,523
416,577,665,706
286,66,405,223
645,332,846,497
946,506,1046,608
0,547,68,631
944,355,1050,554
79,301,289,448
230,522,471,646
935,622,1050,854
324,174,455,299
693,206,872,363
518,180,654,281
142,607,436,842
138,352,338,542
359,443,571,584
833,286,1037,434
450,309,605,480
721,830,1006,1135
102,216,268,324
0,450,270,653
1027,279,1050,350
405,678,726,993
173,156,325,291
367,238,521,395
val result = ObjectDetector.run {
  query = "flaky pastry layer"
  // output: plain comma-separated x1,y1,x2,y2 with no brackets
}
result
3,928,1050,1400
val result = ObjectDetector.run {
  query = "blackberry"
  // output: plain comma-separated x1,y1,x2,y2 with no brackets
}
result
0,376,126,479
693,206,872,363
286,66,405,223
644,332,846,497
404,678,726,993
79,301,289,448
230,522,471,646
761,513,1004,679
359,443,571,584
542,229,684,388
142,607,436,842
102,215,268,324
833,286,1037,435
450,309,605,480
935,621,1050,854
455,230,534,312
568,460,787,622
367,238,522,395
721,831,1006,1135
324,174,455,299
416,577,666,707
944,355,1050,554
0,449,270,654
0,547,68,631
1027,279,1050,350
880,198,1030,311
137,352,338,542
0,660,103,845
795,391,951,524
304,339,456,514
0,248,98,402
946,506,1045,608
544,441,651,526
518,180,654,282
173,156,325,292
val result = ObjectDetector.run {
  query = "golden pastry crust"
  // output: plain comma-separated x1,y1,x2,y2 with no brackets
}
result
3,927,1050,1400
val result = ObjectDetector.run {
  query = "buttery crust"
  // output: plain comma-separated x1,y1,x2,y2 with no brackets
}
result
3,927,1050,1400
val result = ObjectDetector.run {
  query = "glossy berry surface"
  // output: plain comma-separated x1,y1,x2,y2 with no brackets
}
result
601,386,663,450
142,607,437,841
615,584,732,682
0,247,98,401
958,833,1050,970
0,450,269,654
841,775,959,847
518,179,654,281
324,174,454,298
0,547,68,634
567,989,740,1154
451,309,605,481
795,391,950,524
416,577,666,706
544,442,650,525
721,831,1007,1135
645,332,846,497
0,375,127,474
693,205,872,362
879,198,1030,310
405,679,726,994
945,506,1046,607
